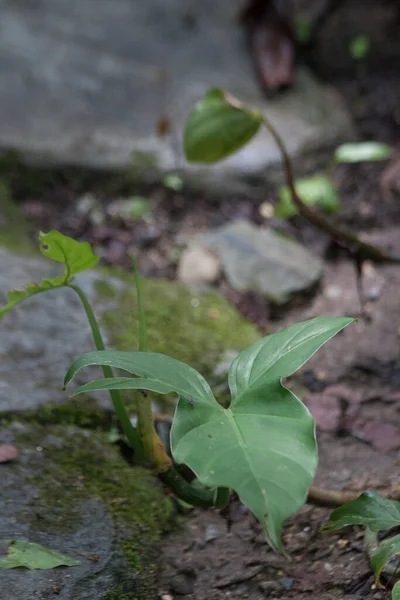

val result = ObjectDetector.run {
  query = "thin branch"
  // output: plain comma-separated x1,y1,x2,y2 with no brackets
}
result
261,116,400,264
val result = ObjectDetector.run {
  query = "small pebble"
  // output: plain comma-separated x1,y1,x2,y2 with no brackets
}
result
259,580,282,597
278,577,295,591
204,525,219,543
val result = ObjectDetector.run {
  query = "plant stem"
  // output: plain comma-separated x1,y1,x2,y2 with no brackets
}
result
307,486,359,507
261,116,400,264
130,258,172,471
70,282,216,506
159,468,216,508
68,283,144,459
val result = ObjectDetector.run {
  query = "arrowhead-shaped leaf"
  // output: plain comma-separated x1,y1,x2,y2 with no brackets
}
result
65,317,353,553
64,351,215,404
172,317,352,551
0,540,81,569
0,231,98,321
184,89,262,164
322,491,400,533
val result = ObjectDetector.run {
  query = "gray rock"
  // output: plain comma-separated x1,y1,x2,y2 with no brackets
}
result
0,423,167,599
194,220,323,303
177,246,221,285
0,247,124,413
0,0,354,192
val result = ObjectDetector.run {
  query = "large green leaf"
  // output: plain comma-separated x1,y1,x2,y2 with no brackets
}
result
393,581,400,599
0,231,98,321
64,351,215,404
184,89,262,164
172,317,352,552
333,142,392,164
65,317,353,553
371,535,400,585
276,176,339,218
0,540,81,569
322,491,400,533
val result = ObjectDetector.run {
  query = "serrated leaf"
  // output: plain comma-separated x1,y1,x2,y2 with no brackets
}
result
0,231,99,321
322,491,400,533
0,540,81,570
276,176,339,218
334,142,392,164
0,275,65,321
371,534,400,585
184,89,262,164
40,230,98,276
392,581,400,599
65,317,353,553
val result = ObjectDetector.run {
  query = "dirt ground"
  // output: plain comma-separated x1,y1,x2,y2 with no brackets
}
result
8,6,400,598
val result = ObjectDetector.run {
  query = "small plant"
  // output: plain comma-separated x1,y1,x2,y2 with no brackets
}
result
0,230,353,553
323,491,400,598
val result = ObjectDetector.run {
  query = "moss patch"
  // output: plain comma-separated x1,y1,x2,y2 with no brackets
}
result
96,274,260,387
16,424,171,598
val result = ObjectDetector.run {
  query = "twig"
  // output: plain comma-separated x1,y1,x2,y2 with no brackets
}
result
261,116,400,264
308,486,400,509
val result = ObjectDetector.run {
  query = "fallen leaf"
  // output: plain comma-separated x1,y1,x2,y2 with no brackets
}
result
0,540,81,569
0,444,19,463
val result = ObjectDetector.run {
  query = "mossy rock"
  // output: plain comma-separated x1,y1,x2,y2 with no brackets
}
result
1,421,172,599
96,272,260,391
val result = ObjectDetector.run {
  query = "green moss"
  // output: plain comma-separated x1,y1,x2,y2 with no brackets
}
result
2,398,114,429
16,424,171,598
97,274,260,387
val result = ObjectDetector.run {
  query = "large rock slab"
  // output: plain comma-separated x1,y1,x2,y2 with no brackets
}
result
0,0,354,190
0,422,169,599
189,220,323,303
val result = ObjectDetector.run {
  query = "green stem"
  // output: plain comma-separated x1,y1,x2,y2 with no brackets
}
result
261,116,400,264
159,468,216,508
130,258,161,462
68,283,144,459
214,487,230,509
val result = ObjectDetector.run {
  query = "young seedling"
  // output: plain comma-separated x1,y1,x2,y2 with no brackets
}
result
1,230,353,553
323,491,400,598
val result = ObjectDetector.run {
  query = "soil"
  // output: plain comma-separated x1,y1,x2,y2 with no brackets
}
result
5,2,400,598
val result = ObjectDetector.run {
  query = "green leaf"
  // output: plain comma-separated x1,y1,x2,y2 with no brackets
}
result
163,173,183,192
0,230,99,321
184,89,262,164
64,351,216,404
39,230,99,276
172,316,353,552
334,142,392,164
0,540,81,569
371,534,400,585
0,276,66,321
65,317,353,553
393,581,400,600
349,35,371,61
322,491,400,533
276,176,339,218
